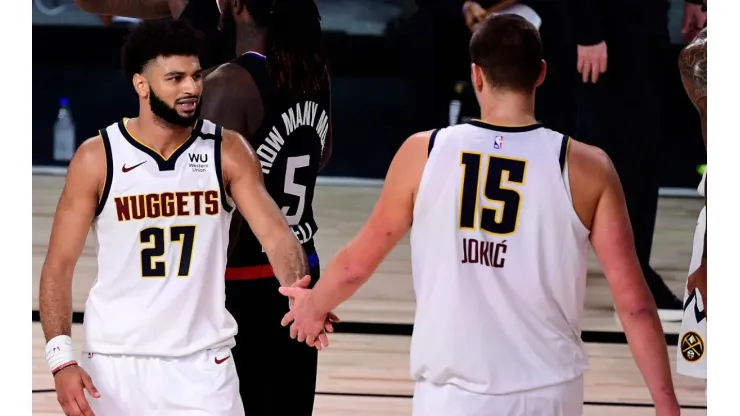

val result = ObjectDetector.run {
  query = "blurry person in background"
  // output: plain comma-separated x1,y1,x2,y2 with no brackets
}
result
401,0,578,137
74,0,232,68
570,0,706,321
201,0,334,414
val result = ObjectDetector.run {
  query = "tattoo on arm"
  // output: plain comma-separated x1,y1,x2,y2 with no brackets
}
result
679,29,708,262
678,28,707,146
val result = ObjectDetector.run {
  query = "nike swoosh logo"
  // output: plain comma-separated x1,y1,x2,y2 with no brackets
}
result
122,161,146,173
215,355,231,365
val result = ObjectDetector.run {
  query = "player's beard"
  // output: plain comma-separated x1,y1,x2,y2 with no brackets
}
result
149,87,200,127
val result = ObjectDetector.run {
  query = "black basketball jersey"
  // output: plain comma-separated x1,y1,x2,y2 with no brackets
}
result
227,52,330,268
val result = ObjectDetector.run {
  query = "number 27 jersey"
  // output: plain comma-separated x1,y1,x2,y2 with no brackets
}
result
84,118,238,357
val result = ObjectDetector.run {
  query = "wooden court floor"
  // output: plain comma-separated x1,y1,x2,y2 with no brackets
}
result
31,174,707,415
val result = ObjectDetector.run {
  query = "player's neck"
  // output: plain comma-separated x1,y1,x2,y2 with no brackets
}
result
235,25,265,56
130,114,194,155
478,93,537,127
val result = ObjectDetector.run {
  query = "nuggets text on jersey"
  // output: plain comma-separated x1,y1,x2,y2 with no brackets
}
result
114,190,221,221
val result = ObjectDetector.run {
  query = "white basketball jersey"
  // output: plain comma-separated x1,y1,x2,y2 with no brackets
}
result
83,118,238,357
677,170,707,379
409,120,591,395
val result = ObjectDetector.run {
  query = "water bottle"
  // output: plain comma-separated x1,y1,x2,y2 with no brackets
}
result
449,82,465,126
53,97,76,162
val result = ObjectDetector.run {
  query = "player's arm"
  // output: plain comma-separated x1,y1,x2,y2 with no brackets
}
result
278,131,430,345
678,28,707,308
73,0,172,18
202,65,263,256
307,133,428,313
39,137,104,415
220,129,309,287
582,145,680,414
39,137,103,344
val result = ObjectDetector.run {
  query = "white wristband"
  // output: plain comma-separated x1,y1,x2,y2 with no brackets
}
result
45,335,77,374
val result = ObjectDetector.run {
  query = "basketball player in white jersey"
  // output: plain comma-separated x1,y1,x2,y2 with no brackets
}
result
280,15,680,415
38,19,329,416
676,18,707,385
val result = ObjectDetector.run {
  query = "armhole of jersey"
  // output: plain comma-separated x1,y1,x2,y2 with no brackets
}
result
428,129,440,156
558,134,570,173
214,126,235,213
559,134,574,203
95,129,114,217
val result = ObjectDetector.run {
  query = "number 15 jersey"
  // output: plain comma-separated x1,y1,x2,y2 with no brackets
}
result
84,118,238,357
409,120,591,395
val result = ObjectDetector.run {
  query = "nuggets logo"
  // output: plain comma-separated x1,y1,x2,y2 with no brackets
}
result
680,331,705,362
494,136,504,150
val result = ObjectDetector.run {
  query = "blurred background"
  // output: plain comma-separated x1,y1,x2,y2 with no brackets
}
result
32,0,705,188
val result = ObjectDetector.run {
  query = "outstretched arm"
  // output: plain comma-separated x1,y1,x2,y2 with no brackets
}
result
279,131,431,345
587,149,680,414
73,0,172,18
220,129,309,287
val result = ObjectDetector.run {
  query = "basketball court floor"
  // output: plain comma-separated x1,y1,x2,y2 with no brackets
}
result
31,174,708,415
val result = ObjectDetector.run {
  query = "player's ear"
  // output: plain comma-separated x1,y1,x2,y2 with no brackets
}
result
535,59,547,88
471,64,485,93
132,73,149,99
232,0,243,14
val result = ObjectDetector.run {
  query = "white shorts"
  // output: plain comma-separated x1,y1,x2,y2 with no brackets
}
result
80,347,244,415
677,205,707,379
412,376,583,416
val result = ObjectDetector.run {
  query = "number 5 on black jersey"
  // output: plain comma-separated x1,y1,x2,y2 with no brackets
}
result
140,225,196,278
459,153,527,235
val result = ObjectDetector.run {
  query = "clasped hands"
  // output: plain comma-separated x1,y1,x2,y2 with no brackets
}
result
280,276,339,350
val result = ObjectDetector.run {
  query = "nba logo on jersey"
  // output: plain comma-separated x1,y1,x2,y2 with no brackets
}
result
494,136,504,150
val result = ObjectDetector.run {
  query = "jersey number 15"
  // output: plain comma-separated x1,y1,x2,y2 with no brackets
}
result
459,153,527,236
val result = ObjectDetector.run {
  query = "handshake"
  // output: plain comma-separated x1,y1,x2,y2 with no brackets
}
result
279,275,341,350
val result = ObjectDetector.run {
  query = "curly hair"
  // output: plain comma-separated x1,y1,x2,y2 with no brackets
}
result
121,19,206,81
244,0,329,97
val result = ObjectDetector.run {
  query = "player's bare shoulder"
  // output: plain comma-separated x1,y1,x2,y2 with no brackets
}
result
205,63,256,97
406,129,435,151
219,128,261,184
67,134,108,195
221,128,254,155
566,139,617,229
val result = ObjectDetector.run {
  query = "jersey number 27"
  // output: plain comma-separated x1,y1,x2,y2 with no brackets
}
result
459,153,527,236
139,226,196,278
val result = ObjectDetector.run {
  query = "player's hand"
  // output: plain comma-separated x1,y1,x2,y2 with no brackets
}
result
54,364,100,416
279,286,334,349
577,41,608,84
681,3,706,43
285,276,340,335
463,1,487,32
687,261,707,318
